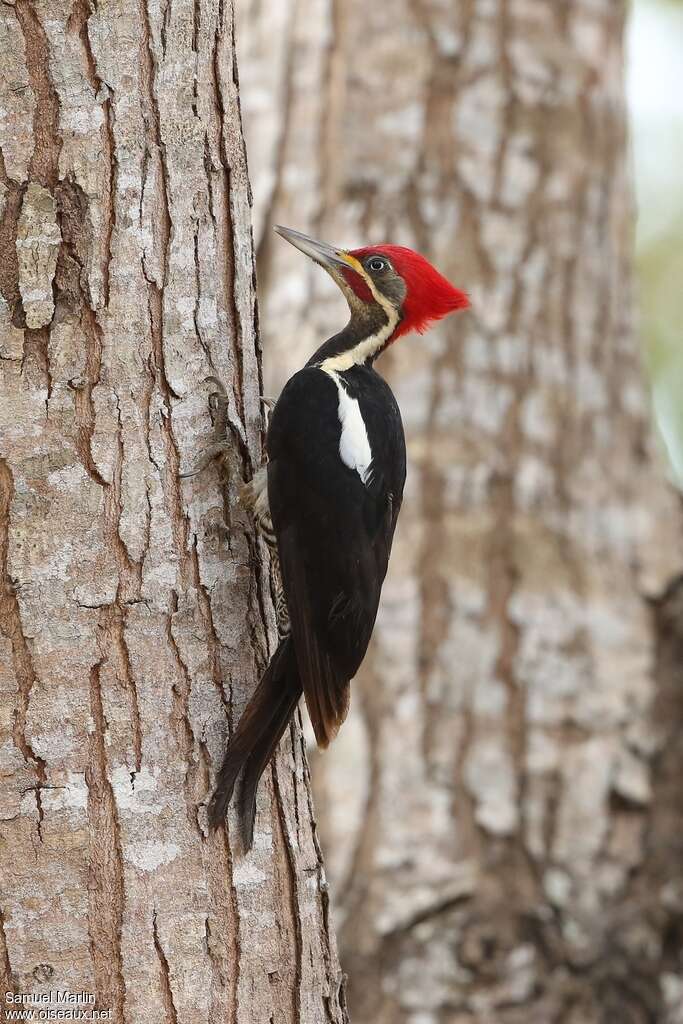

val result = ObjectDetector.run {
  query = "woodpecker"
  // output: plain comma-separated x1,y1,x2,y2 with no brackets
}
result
208,225,469,846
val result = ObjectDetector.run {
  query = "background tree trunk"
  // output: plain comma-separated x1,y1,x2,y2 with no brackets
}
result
237,1,683,1021
0,3,346,1022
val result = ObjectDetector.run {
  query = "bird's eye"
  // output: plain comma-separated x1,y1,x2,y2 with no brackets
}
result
367,257,388,273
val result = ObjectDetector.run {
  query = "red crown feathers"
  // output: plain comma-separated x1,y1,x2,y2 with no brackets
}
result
347,245,469,340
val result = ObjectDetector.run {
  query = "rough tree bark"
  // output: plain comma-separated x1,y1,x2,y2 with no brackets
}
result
0,3,346,1023
237,1,683,1021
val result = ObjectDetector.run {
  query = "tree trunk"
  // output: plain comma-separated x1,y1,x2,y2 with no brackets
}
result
0,3,346,1022
237,1,683,1021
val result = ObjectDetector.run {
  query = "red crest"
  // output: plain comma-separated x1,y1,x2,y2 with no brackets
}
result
347,245,469,340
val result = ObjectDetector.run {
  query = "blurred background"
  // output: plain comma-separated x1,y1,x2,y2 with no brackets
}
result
629,0,683,486
236,1,683,1021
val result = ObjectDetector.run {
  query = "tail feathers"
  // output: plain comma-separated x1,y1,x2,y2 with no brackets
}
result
239,680,302,849
207,639,302,846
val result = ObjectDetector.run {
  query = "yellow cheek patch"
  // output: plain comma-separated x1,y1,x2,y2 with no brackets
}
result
339,252,394,317
339,251,386,306
340,252,365,274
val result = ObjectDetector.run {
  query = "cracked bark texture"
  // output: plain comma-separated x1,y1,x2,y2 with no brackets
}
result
0,2,346,1023
237,0,683,1021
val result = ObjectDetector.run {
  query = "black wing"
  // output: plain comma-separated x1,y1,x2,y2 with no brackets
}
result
267,365,405,747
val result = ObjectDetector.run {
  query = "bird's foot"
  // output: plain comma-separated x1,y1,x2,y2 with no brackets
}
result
204,517,232,544
180,440,232,479
206,375,230,422
180,375,236,481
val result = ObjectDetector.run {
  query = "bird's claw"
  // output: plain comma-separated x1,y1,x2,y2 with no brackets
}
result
180,375,234,481
181,375,260,484
204,375,228,397
180,440,232,479
208,390,229,419
204,376,230,423
205,519,231,543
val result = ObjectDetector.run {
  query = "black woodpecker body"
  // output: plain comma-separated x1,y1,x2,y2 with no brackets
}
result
208,226,469,847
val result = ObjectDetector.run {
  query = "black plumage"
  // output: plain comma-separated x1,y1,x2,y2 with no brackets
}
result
269,362,406,743
208,358,405,846
207,225,468,848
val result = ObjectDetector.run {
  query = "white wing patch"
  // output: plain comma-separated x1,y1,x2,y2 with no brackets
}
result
324,369,373,484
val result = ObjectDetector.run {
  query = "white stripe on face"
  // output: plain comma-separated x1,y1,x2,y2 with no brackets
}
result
320,255,400,372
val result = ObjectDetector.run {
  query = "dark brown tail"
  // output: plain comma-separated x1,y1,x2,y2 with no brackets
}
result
207,639,302,849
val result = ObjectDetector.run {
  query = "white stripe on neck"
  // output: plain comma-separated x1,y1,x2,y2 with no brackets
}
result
317,262,400,483
320,314,398,372
320,267,399,372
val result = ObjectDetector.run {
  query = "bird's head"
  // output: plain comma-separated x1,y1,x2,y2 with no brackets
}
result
275,226,469,358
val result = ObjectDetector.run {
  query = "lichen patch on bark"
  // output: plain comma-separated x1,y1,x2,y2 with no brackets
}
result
16,182,61,328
